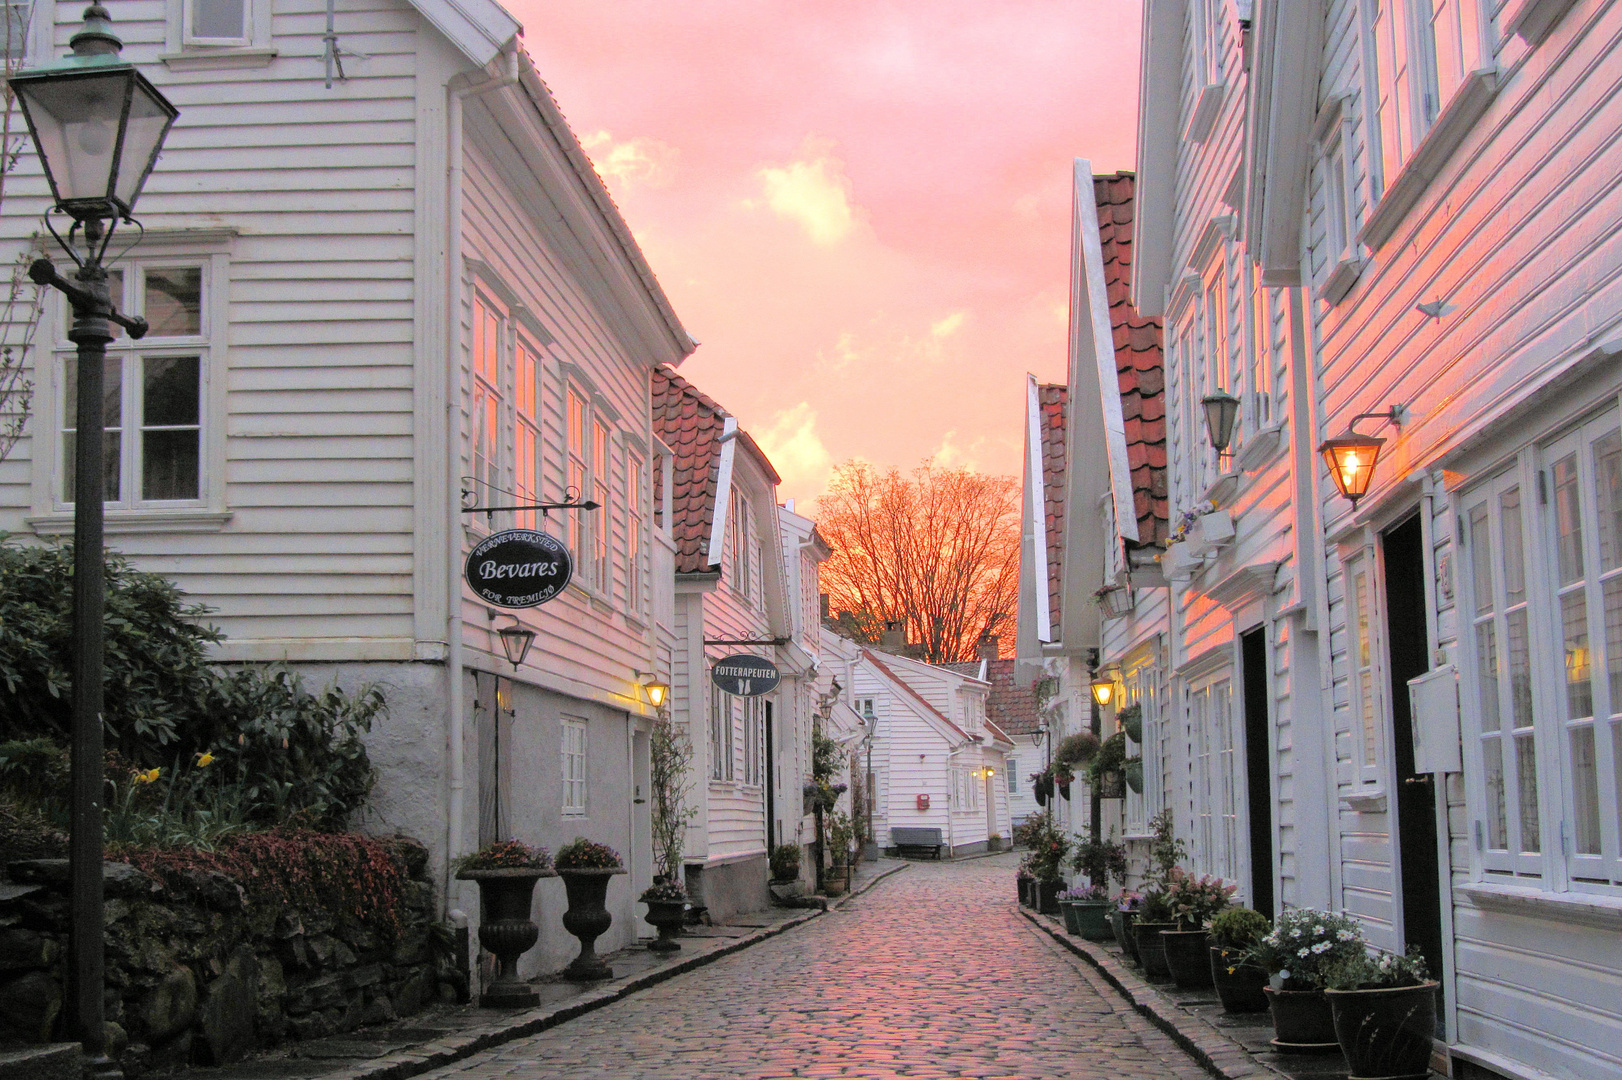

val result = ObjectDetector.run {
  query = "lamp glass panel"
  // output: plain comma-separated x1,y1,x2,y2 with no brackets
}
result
1202,393,1240,452
1322,438,1383,500
15,68,134,205
113,77,176,210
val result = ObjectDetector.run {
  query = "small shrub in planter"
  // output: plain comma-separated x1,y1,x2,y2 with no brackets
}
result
769,842,802,882
638,879,688,954
1160,864,1236,990
1248,907,1366,1053
1208,907,1271,1013
554,838,625,981
1323,947,1438,1079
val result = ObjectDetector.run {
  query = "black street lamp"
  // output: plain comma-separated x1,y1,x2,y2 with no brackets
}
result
9,5,176,1075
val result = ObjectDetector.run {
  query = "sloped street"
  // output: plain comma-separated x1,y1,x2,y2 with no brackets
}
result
418,854,1210,1080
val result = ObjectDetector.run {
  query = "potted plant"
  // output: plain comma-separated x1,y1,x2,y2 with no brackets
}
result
824,810,854,896
1029,768,1054,806
1053,762,1075,801
1116,702,1143,743
1160,868,1237,989
638,878,688,954
1323,947,1439,1079
1112,891,1142,961
1208,907,1271,1013
1057,883,1111,938
1068,829,1126,942
769,842,802,883
1027,812,1070,914
1247,907,1366,1054
1087,732,1129,799
454,839,556,1006
1123,757,1144,794
1133,888,1178,981
1093,584,1134,619
554,837,626,981
1016,859,1037,907
1053,731,1101,773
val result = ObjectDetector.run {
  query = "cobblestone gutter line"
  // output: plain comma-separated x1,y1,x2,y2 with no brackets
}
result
327,863,911,1080
1018,908,1283,1080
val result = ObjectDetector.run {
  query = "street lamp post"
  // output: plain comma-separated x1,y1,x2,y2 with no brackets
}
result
8,5,176,1074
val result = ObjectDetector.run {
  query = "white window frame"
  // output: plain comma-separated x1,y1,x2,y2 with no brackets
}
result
1185,0,1226,143
162,0,275,68
30,235,232,535
1186,672,1239,882
469,287,545,536
742,696,764,787
710,679,736,783
624,446,646,619
562,718,587,816
1313,93,1366,304
1342,549,1389,792
1,0,32,67
728,486,754,605
562,379,616,601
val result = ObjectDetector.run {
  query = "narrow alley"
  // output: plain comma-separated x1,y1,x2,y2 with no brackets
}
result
418,856,1211,1080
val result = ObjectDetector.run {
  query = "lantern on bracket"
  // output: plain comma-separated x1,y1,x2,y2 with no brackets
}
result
496,619,536,669
1201,389,1241,456
1319,406,1406,507
1089,676,1115,708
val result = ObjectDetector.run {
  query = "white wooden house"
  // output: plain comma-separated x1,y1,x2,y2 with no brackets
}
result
1026,3,1622,1078
653,365,820,921
0,0,694,982
819,633,1012,856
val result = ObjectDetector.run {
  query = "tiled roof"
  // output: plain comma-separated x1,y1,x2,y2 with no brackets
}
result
651,365,727,574
1038,384,1068,633
981,658,1042,737
1095,172,1167,544
861,649,973,743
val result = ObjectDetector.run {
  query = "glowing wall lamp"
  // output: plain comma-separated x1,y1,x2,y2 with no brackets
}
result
1201,389,1241,455
643,678,670,710
1089,676,1115,708
1319,407,1406,507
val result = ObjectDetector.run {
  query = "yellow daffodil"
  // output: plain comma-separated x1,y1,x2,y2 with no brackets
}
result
196,752,215,767
136,768,160,784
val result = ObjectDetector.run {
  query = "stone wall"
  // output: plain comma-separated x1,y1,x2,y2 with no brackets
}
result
0,837,448,1074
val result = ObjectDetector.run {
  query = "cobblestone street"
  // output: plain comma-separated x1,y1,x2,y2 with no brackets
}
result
419,854,1211,1080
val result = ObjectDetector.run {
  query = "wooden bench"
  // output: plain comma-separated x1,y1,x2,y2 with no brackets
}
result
889,826,944,860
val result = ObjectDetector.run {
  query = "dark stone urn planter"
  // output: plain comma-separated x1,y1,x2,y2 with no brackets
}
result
456,867,557,1007
1264,986,1342,1054
642,899,687,954
1134,920,1176,982
1036,879,1064,915
1161,928,1214,989
558,867,626,981
1325,981,1439,1079
1209,946,1269,1012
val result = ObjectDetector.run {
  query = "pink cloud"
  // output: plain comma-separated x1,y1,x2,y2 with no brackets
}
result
506,0,1142,505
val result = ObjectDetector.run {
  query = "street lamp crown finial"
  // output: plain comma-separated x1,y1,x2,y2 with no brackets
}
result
70,3,123,58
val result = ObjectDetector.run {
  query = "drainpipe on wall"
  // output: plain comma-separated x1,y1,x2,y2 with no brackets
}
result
444,41,522,910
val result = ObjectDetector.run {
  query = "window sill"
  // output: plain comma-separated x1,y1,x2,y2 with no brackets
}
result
1236,421,1285,473
1360,68,1499,250
1503,0,1580,45
159,46,278,71
1339,789,1388,813
28,510,232,535
1456,881,1622,931
1314,254,1365,306
1184,83,1224,144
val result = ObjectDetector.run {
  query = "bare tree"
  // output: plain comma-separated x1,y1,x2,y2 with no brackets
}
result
817,460,1019,663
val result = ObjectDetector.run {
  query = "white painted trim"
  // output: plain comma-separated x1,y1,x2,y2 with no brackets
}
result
1456,881,1622,931
1314,255,1365,305
1026,374,1053,644
1184,83,1225,144
705,417,738,569
27,511,231,535
1502,0,1580,45
1130,0,1183,316
1244,0,1324,285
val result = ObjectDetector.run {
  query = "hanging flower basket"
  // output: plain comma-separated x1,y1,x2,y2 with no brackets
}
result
1117,703,1143,743
1124,758,1144,794
1095,771,1125,800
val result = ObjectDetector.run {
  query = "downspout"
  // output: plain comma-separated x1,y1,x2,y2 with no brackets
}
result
445,41,521,903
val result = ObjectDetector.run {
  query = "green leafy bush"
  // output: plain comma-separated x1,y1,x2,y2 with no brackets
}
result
1209,907,1271,951
769,842,801,881
1068,830,1128,889
0,538,382,830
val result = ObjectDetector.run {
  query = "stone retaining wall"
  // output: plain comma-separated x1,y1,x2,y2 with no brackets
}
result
0,837,448,1074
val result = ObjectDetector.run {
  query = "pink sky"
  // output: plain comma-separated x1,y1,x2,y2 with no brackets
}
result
509,1,1142,507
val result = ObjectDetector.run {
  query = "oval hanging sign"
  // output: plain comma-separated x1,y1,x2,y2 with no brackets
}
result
465,529,573,608
711,653,780,697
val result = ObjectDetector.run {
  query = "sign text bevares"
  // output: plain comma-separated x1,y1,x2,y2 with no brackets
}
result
465,529,573,608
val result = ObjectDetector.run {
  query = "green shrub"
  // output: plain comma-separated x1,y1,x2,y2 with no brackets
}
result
0,538,382,830
769,842,801,881
1053,731,1100,769
1209,906,1271,951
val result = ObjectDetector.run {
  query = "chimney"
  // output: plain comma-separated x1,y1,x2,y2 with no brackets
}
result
880,620,907,650
976,635,1000,662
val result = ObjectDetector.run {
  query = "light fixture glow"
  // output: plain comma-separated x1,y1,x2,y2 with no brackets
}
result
643,678,670,710
1090,677,1115,707
1319,432,1386,506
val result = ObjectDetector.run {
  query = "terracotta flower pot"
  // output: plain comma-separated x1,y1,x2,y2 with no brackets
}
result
1209,946,1269,1013
642,898,686,954
558,867,625,981
1325,981,1439,1079
1264,986,1341,1054
1134,920,1176,982
1160,928,1214,989
456,867,557,1007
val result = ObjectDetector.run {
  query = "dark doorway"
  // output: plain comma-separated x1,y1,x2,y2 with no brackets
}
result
1382,514,1444,985
1240,627,1275,921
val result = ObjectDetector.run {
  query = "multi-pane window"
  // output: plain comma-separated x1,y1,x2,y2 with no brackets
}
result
1187,676,1239,882
562,719,587,815
470,293,542,532
1346,557,1385,787
566,389,587,554
1462,409,1622,890
59,266,205,508
1367,0,1486,192
591,420,610,593
186,0,248,43
625,450,645,614
1005,756,1017,793
709,681,735,782
728,487,754,603
742,697,764,787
